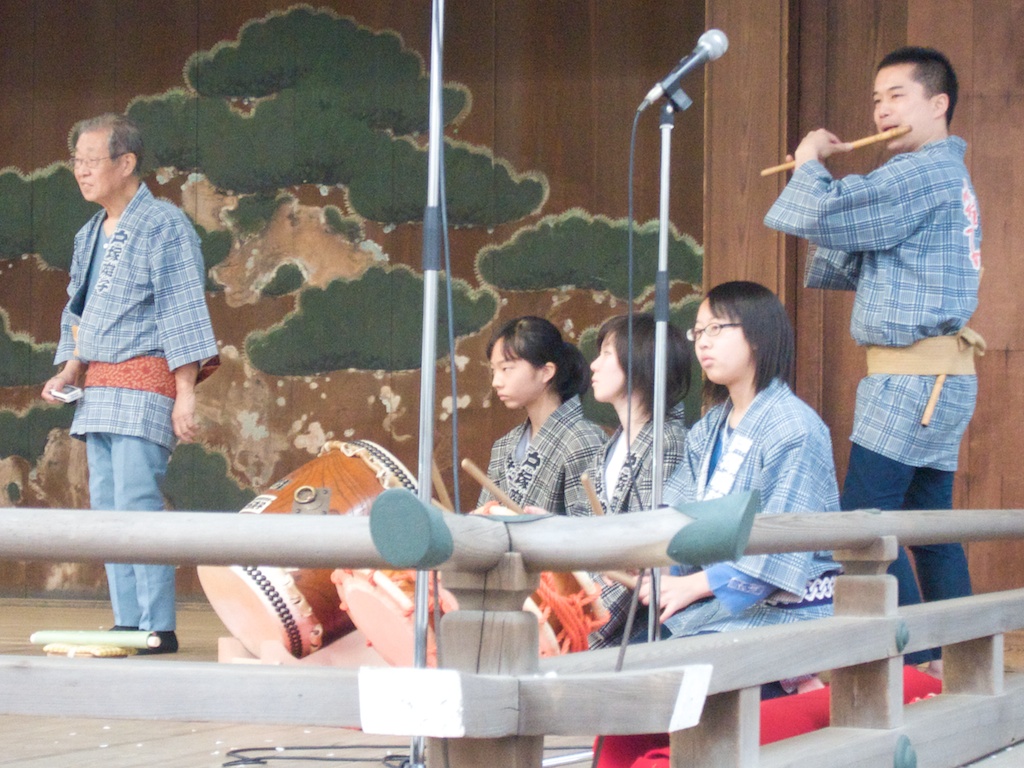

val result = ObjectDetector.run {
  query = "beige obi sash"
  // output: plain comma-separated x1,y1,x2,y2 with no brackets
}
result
865,328,986,427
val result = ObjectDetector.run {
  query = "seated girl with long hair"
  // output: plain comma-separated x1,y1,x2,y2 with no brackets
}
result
479,316,606,517
587,312,691,648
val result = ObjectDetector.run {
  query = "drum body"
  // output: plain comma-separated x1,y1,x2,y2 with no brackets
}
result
197,440,416,659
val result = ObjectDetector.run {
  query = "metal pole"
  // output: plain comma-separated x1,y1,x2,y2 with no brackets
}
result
411,0,445,764
646,101,678,641
650,102,675,515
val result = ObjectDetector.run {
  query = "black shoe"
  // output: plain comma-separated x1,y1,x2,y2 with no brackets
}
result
110,625,140,631
135,630,178,655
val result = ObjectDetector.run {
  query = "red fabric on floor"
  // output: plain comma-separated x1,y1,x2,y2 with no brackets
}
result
593,666,943,768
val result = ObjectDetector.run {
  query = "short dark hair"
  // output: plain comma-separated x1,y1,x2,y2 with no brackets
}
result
701,281,794,408
486,315,589,402
70,113,144,175
878,46,958,127
596,313,690,417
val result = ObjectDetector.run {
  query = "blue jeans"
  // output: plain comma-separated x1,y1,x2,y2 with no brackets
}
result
86,433,175,631
841,442,972,663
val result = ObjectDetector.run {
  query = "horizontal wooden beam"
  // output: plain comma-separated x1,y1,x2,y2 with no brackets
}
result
899,589,1024,654
761,674,1024,768
6,505,1024,575
543,590,1024,691
0,508,390,569
0,656,365,727
542,615,900,689
0,653,701,737
520,665,711,736
744,508,1024,554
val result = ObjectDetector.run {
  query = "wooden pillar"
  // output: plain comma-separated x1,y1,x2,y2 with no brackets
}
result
668,687,760,768
831,536,904,730
428,554,542,768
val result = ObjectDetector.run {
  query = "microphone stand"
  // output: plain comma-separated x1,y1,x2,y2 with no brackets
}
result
410,0,445,765
647,89,692,641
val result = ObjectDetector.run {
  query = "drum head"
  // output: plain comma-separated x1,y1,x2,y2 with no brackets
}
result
333,569,455,667
198,564,358,658
338,576,420,667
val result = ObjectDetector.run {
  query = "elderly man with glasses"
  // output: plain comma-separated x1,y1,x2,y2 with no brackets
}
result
41,113,219,654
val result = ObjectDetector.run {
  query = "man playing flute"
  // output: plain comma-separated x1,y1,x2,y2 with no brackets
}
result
763,46,983,674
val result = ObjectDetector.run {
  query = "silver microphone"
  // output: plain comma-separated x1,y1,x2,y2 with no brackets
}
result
641,29,729,110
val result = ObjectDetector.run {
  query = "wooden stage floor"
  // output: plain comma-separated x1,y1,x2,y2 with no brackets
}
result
4,597,1024,767
0,598,596,768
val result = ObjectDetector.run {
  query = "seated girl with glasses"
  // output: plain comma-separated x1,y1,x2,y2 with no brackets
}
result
640,281,840,693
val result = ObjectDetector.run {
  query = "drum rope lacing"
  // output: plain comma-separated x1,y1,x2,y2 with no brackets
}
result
242,565,305,657
349,440,418,492
533,572,606,653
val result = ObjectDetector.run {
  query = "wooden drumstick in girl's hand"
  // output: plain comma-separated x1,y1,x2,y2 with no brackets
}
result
430,459,454,512
580,472,604,516
460,457,524,514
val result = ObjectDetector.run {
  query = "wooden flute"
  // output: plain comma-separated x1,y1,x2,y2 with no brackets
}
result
760,125,912,177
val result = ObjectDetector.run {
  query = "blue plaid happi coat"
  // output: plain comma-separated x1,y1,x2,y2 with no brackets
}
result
659,379,840,637
55,183,218,451
764,137,982,470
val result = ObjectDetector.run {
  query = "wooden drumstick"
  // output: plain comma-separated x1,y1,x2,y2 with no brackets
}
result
580,472,604,516
460,458,524,514
760,125,912,177
921,373,946,427
431,459,454,512
603,570,638,590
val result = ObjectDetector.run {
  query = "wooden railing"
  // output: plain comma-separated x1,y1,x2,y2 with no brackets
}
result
2,500,1024,767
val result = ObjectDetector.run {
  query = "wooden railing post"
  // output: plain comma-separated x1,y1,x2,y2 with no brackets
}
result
944,635,1004,696
831,535,904,730
668,687,761,767
428,553,543,768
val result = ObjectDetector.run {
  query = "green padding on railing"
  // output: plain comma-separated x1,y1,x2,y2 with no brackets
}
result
894,735,917,768
370,488,454,569
666,490,760,566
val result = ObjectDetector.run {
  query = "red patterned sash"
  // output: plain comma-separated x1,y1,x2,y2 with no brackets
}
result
84,356,219,399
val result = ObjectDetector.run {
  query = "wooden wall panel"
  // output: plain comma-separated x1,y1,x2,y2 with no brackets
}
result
470,2,705,229
788,3,827,414
965,0,1024,356
0,3,37,167
951,0,1024,591
703,0,789,295
0,1,709,598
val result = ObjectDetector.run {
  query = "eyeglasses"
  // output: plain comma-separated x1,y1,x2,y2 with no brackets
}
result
68,154,121,170
687,322,741,342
